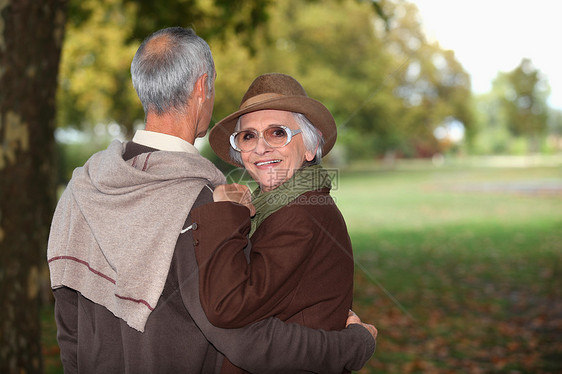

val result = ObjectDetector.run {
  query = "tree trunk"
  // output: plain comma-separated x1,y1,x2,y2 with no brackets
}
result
0,0,67,372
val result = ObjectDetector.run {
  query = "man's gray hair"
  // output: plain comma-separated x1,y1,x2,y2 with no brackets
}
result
229,112,324,166
131,27,215,116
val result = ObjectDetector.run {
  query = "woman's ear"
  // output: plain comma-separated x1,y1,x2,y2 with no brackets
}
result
305,131,321,162
305,148,317,162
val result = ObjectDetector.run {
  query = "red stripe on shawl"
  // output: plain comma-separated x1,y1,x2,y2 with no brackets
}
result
48,256,155,310
115,294,155,311
48,256,116,284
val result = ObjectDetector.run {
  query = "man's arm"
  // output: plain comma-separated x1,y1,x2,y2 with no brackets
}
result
177,221,376,373
208,317,376,374
53,287,79,374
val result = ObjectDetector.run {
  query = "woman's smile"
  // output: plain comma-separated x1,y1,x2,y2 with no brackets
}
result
254,159,282,167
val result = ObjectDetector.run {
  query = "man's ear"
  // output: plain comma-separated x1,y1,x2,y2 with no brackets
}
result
194,73,209,102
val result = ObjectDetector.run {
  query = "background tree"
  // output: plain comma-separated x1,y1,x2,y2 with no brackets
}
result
58,0,274,139
57,0,140,137
383,0,473,158
474,59,551,154
500,58,549,152
58,0,470,168
471,90,512,155
547,108,562,152
0,0,68,372
209,0,472,164
212,0,400,163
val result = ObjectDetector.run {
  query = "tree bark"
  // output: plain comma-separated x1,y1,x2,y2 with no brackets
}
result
0,0,67,372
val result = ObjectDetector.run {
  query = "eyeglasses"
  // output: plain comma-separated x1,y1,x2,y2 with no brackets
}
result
230,125,302,152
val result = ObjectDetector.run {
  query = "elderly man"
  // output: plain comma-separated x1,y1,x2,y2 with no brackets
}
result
47,27,376,373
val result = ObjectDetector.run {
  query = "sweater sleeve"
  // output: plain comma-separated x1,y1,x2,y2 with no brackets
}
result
53,287,79,374
192,201,316,328
212,319,376,374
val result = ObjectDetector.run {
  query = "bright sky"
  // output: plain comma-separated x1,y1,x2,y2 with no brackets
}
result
413,0,562,109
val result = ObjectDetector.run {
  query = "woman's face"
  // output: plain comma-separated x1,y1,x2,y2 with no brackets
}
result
239,109,315,192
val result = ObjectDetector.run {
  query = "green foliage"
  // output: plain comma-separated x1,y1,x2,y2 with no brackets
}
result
211,0,473,161
548,108,562,136
57,0,141,135
123,0,272,53
57,0,562,162
501,58,549,138
58,0,275,137
474,59,554,155
58,0,473,164
382,1,473,155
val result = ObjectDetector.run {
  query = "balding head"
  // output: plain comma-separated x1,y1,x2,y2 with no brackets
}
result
143,34,173,57
131,27,215,117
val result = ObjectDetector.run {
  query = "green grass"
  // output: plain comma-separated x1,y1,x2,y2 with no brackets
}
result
331,163,562,373
42,162,562,373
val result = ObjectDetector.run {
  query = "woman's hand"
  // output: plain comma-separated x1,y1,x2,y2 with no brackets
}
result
346,310,378,340
213,184,256,216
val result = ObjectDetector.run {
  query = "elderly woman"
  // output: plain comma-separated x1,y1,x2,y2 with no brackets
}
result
191,73,369,373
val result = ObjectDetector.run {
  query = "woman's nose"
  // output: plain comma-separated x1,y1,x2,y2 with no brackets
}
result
253,136,272,154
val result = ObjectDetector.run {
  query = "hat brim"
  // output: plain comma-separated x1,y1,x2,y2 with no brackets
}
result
209,96,337,167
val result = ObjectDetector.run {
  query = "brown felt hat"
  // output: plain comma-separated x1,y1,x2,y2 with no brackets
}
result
209,73,337,166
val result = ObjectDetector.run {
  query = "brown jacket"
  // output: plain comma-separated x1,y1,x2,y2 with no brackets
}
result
53,142,375,374
192,189,355,373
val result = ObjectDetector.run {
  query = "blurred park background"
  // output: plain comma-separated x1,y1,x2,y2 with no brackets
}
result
1,0,561,373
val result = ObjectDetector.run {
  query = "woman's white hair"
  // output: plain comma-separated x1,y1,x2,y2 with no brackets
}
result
229,112,324,166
